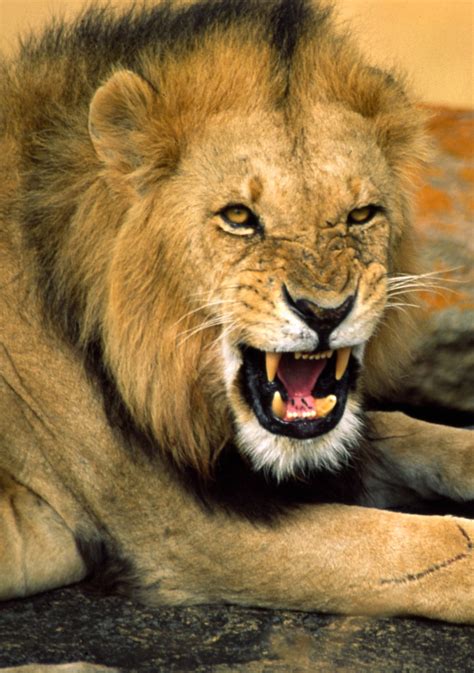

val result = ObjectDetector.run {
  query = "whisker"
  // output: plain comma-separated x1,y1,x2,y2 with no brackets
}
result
202,321,239,353
388,281,449,292
177,316,231,339
385,302,419,317
387,301,420,308
176,316,234,347
387,281,460,293
387,268,463,281
387,287,454,299
387,269,464,292
173,299,239,327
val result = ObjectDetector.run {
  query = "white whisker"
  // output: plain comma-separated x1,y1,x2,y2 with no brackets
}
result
385,303,418,317
387,269,463,291
386,302,419,309
176,316,235,347
203,321,239,353
388,268,462,281
173,299,239,327
387,287,453,299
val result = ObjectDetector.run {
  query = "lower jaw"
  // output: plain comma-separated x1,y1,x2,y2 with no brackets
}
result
244,388,350,440
235,396,364,481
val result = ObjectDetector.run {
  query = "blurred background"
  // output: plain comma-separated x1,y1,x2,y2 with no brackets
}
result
0,0,473,108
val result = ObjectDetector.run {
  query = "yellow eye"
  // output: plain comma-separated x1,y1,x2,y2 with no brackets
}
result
221,205,253,226
347,205,378,225
218,204,261,236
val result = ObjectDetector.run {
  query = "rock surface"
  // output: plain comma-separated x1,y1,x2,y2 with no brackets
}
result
1,584,474,673
397,108,474,419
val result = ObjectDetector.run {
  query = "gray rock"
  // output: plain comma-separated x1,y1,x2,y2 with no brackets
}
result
394,108,474,419
1,585,474,673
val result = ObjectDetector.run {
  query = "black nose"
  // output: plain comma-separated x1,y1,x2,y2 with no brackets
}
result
282,284,355,348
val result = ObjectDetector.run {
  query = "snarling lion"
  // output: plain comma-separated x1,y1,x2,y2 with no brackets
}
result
0,0,472,622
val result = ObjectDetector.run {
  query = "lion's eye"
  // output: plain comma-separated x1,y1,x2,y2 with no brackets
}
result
221,205,253,226
347,205,379,225
218,204,260,235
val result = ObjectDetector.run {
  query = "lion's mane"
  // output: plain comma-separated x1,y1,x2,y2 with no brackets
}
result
0,0,428,475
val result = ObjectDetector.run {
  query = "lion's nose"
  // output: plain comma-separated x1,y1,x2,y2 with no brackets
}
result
282,284,355,348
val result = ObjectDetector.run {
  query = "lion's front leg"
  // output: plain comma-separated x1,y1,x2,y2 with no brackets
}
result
363,411,474,508
0,469,87,600
152,501,474,623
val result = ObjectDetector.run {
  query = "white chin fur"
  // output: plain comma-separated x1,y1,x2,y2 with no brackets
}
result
221,338,365,481
235,397,363,481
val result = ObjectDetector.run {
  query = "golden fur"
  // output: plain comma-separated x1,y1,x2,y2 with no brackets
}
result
0,0,472,623
1,0,426,474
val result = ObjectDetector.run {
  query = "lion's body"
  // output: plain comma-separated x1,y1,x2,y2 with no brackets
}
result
0,0,473,622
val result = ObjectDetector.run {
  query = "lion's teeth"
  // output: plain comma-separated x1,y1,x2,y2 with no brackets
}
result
271,391,286,419
265,352,282,382
315,394,337,417
294,350,334,360
335,347,351,381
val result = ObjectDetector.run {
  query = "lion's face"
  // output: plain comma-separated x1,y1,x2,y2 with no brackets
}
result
88,58,423,479
142,105,398,478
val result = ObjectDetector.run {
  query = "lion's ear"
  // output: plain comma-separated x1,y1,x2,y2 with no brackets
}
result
89,69,158,173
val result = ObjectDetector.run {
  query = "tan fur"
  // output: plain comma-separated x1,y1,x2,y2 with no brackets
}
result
0,3,429,474
0,0,472,622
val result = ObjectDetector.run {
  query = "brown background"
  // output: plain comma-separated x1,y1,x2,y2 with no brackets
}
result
0,0,473,107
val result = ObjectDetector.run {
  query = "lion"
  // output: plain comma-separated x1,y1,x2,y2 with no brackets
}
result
0,0,472,624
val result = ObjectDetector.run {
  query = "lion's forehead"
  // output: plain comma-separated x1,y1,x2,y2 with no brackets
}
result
186,109,388,218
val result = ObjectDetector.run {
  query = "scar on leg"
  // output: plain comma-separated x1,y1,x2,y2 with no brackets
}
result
380,525,473,585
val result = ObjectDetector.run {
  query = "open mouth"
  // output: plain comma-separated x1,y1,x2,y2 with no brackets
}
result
239,346,358,439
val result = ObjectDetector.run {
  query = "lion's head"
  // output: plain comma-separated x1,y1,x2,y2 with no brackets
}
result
20,1,428,480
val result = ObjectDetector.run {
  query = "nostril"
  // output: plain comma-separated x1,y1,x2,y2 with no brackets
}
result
282,284,355,341
282,284,315,323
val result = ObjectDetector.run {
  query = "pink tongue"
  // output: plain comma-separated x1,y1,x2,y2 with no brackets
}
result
277,355,326,417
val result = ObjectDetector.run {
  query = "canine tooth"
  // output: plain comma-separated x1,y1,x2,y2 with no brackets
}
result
316,394,337,418
266,352,282,382
294,352,302,360
335,347,351,381
271,391,286,419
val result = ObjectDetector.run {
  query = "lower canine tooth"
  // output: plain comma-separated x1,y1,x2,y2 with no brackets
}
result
335,347,351,381
265,352,282,382
316,394,337,418
271,391,286,419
